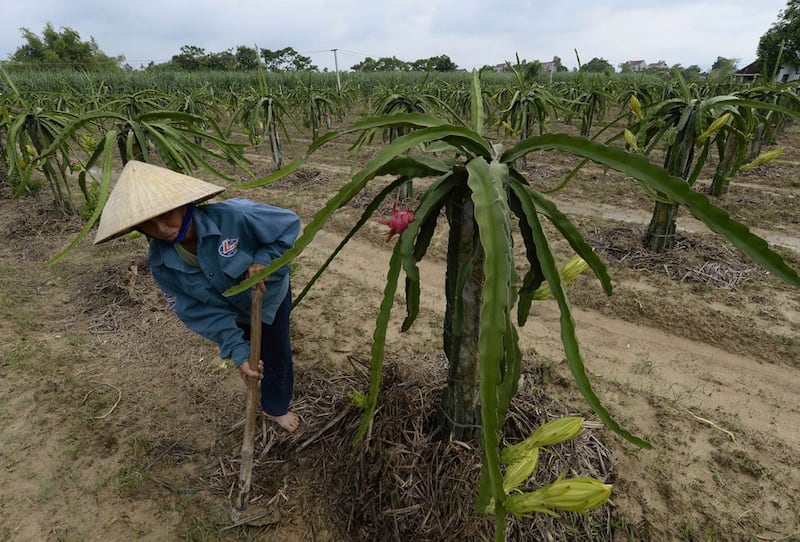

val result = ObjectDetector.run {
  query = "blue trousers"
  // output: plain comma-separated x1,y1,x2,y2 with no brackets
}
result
238,289,294,416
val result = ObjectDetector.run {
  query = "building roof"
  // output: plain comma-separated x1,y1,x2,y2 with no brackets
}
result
735,59,761,75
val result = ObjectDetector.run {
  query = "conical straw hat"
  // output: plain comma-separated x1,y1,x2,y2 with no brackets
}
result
94,160,225,244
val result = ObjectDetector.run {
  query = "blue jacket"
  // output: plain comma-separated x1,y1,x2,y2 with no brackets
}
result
149,199,301,367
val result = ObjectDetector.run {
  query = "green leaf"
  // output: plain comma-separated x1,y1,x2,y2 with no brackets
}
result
46,130,118,266
399,173,458,331
687,141,710,186
338,112,492,159
293,176,408,307
466,156,516,520
470,70,484,136
7,113,35,197
507,187,544,326
343,112,448,134
514,182,651,448
306,130,341,155
374,155,451,179
511,178,612,297
353,244,404,444
347,125,490,193
502,134,800,289
232,159,303,188
703,96,800,119
38,111,125,157
138,110,205,124
498,315,522,417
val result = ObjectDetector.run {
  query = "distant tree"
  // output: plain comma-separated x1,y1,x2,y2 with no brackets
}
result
429,54,457,71
260,47,317,71
378,56,411,71
235,45,260,70
681,64,703,81
207,50,237,71
553,55,568,72
619,62,632,73
352,56,410,71
427,55,449,71
351,57,378,71
709,56,739,79
8,22,123,71
162,46,247,71
171,45,208,71
580,57,614,74
523,60,542,81
711,56,738,71
406,55,457,71
350,54,455,72
409,58,430,71
758,0,800,74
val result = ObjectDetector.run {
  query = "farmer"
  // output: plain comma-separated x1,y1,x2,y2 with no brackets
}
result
93,160,301,432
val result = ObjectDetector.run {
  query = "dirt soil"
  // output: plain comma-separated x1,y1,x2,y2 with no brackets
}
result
1,120,799,542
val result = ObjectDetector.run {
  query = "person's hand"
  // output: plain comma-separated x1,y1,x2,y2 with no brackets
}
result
246,263,266,292
238,359,264,383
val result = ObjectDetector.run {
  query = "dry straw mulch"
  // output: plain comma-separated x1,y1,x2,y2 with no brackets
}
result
212,357,618,541
269,167,332,191
587,224,760,289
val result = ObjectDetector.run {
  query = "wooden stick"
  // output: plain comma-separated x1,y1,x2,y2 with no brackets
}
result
683,407,736,442
232,287,263,520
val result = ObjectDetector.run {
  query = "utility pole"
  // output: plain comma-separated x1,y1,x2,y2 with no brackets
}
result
331,48,341,92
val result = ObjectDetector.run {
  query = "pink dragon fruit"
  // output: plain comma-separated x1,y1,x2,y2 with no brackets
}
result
379,203,415,241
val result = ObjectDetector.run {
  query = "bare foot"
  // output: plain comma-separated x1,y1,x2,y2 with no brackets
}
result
264,411,300,433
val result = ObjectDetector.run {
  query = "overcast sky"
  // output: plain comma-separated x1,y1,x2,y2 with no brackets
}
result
0,1,789,73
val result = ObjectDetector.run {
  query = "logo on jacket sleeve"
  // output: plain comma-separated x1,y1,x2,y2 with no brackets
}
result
218,238,239,257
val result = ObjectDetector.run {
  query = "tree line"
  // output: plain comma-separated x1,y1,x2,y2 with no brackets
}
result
4,24,461,74
160,45,316,72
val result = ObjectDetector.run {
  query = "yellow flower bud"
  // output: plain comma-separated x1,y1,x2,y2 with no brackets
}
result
697,112,731,143
629,95,643,120
504,476,612,517
624,129,639,152
500,416,584,464
740,147,783,172
529,416,584,447
502,447,539,494
531,256,589,300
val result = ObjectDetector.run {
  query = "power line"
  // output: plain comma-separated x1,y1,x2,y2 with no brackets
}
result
296,49,333,55
337,49,374,57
